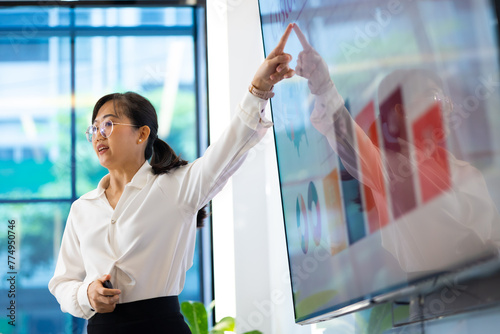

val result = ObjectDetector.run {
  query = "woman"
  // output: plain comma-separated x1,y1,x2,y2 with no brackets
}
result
49,24,296,333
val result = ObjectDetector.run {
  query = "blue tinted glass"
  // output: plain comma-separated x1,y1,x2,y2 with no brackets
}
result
0,36,72,200
75,7,193,27
0,6,205,332
0,7,70,27
0,203,81,333
0,39,49,62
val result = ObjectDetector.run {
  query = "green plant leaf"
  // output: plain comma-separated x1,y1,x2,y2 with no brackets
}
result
242,331,263,334
211,316,235,333
207,300,216,319
208,300,216,313
181,301,209,334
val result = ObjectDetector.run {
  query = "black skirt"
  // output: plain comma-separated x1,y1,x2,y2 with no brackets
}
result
87,296,191,334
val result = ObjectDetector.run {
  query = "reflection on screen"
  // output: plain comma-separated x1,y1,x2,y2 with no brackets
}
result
259,0,500,323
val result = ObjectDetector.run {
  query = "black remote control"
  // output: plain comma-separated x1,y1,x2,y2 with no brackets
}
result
103,280,113,289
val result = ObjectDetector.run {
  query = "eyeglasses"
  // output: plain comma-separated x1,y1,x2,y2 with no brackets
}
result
85,119,139,143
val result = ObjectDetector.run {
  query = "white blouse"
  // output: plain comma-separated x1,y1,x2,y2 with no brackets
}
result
48,91,271,319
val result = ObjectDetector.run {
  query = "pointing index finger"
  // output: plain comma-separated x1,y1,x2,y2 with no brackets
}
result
293,24,312,51
270,23,294,57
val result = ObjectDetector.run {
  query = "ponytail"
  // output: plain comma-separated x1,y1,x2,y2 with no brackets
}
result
92,91,209,228
149,137,188,173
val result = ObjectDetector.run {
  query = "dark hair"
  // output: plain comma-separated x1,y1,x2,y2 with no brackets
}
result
92,92,208,228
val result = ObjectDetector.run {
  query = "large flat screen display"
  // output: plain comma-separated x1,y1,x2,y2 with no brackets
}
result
258,0,500,324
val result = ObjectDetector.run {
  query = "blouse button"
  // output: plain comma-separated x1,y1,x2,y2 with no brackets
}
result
111,219,116,224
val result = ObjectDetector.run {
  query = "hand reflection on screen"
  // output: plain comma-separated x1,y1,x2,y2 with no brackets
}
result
292,25,500,273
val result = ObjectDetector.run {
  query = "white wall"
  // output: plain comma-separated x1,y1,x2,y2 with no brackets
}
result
206,1,357,332
207,0,316,333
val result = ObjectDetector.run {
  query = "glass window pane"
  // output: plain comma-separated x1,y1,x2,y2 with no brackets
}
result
0,203,84,333
75,7,193,27
0,6,206,331
0,6,70,27
0,37,72,200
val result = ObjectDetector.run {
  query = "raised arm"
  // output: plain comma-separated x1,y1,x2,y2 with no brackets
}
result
170,24,296,212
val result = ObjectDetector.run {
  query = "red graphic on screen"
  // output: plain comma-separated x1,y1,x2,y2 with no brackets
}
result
355,101,389,231
380,87,417,219
412,102,451,203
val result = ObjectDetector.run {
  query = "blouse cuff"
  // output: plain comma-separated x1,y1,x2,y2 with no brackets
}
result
77,281,96,319
237,91,273,130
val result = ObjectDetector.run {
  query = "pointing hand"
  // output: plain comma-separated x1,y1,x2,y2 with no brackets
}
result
252,23,296,92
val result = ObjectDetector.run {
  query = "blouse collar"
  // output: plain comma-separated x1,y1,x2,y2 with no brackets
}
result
81,161,154,200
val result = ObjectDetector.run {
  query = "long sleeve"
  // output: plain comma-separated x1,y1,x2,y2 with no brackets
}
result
168,91,272,212
48,206,96,320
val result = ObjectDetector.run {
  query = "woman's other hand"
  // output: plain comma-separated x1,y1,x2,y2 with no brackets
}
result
87,274,121,313
251,23,296,91
293,24,333,95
